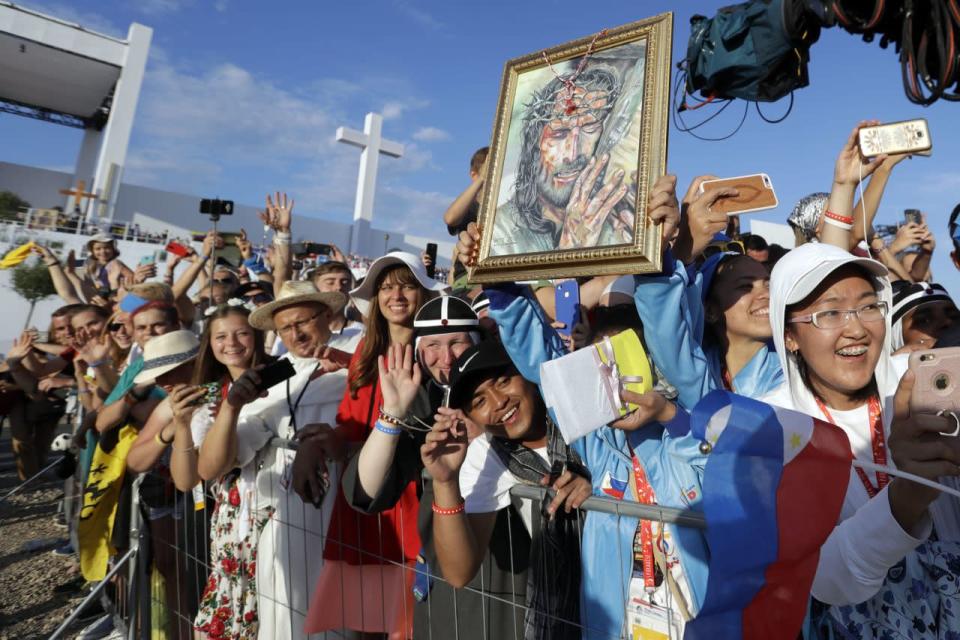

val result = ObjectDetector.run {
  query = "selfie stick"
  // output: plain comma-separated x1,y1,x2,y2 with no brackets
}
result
207,209,220,305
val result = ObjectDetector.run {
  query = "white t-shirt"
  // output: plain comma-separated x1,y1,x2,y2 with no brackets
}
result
459,434,548,534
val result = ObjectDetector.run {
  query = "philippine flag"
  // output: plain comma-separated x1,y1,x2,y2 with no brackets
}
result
684,391,853,640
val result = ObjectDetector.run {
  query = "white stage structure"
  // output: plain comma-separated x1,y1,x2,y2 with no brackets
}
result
0,1,152,225
336,112,404,254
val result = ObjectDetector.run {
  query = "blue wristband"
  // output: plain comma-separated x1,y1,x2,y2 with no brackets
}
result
375,420,402,436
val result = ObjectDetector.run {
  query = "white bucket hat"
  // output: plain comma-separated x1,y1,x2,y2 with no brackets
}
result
133,329,200,384
349,251,448,316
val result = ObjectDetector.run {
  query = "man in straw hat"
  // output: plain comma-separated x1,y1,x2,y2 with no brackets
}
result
205,279,358,639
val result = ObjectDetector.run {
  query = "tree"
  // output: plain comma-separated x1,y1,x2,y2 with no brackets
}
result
0,191,30,222
11,260,56,329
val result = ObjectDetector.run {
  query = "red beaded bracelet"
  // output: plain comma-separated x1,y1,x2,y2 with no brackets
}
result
431,500,465,516
824,210,854,225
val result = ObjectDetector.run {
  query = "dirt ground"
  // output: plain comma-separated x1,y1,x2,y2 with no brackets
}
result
0,429,93,640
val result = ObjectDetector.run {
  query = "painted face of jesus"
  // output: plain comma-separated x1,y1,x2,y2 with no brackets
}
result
536,87,610,210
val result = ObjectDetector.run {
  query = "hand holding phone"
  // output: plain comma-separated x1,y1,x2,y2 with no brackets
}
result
904,209,923,226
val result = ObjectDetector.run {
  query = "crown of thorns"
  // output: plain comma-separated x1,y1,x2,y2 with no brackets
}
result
523,75,619,126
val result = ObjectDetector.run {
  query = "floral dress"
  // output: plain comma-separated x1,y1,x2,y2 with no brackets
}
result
194,472,273,639
191,388,275,640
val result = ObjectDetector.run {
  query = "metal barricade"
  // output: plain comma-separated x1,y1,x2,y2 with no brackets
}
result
49,433,706,640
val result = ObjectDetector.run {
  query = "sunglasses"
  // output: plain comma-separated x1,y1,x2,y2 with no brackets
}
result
245,293,274,305
108,322,125,332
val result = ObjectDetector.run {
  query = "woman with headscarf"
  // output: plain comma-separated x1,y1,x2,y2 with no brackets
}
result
761,242,960,639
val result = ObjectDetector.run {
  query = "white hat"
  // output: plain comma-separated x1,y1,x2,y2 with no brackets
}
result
248,280,347,331
133,330,200,384
349,251,448,316
775,243,888,307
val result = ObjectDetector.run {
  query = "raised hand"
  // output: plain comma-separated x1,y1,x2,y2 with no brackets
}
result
889,223,927,254
133,262,157,284
201,230,218,259
674,175,739,264
647,174,680,246
378,343,422,417
234,228,252,259
78,333,113,364
32,244,59,266
261,192,294,232
328,244,346,264
834,120,886,186
421,409,470,484
559,154,629,249
7,331,36,362
456,222,481,268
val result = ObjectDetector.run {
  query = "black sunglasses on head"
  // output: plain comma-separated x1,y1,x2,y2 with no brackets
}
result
245,292,274,305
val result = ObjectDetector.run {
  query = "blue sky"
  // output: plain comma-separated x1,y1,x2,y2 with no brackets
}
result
3,0,960,294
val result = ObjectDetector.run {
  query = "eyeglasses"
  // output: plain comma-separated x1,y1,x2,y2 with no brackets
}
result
276,312,322,336
108,323,125,332
788,301,888,330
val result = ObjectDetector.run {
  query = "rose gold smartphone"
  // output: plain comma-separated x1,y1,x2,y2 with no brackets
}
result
909,347,960,434
858,119,932,157
698,173,778,216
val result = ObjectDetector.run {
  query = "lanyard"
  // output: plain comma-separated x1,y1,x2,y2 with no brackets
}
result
629,446,658,591
286,363,320,432
815,395,889,498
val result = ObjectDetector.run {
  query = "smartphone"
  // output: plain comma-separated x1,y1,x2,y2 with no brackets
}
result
200,381,221,405
909,348,960,432
698,174,778,216
858,119,932,157
904,209,923,226
165,241,192,257
256,359,297,392
138,254,156,267
425,243,438,279
554,281,580,338
155,250,168,263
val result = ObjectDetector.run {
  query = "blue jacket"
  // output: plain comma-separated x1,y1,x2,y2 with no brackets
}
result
488,284,710,640
632,253,783,409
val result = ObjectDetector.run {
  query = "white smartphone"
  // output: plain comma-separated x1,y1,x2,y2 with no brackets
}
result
858,119,932,157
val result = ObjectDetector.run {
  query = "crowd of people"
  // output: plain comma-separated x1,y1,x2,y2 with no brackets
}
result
3,120,960,640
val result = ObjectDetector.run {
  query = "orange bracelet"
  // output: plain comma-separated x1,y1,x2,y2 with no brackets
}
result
431,500,465,515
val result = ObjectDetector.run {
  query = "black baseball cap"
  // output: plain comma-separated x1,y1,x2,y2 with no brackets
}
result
447,341,514,410
233,282,274,300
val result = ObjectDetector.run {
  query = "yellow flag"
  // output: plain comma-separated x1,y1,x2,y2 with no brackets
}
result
78,425,138,581
0,241,37,269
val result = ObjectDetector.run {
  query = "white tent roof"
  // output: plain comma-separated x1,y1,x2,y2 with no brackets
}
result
0,2,128,121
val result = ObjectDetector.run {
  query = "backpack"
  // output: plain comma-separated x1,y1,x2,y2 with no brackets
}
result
683,0,822,103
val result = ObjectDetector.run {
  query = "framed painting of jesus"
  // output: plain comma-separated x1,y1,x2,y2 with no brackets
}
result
469,13,673,284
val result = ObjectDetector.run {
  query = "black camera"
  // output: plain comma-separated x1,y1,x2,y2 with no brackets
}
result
199,199,234,216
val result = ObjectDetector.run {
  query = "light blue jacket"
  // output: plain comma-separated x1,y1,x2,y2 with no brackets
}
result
487,284,710,640
632,253,783,409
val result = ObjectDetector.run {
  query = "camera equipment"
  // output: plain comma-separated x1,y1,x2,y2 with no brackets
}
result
199,199,234,218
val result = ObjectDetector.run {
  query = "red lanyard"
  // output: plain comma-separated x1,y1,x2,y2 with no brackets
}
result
629,449,657,591
721,368,735,392
814,396,888,498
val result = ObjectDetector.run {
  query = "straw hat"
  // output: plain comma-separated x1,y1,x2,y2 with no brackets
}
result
133,330,200,384
248,280,348,331
349,251,448,316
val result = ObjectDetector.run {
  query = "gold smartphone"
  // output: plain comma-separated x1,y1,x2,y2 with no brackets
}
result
858,119,932,157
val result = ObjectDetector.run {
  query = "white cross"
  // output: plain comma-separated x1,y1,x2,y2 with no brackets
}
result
336,112,403,253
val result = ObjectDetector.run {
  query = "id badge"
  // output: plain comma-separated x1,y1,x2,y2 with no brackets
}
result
278,449,295,493
629,599,683,640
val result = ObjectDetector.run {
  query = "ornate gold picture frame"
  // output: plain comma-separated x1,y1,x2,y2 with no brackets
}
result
470,13,672,284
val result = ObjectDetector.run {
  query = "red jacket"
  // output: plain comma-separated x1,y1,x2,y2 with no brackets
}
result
322,343,422,565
